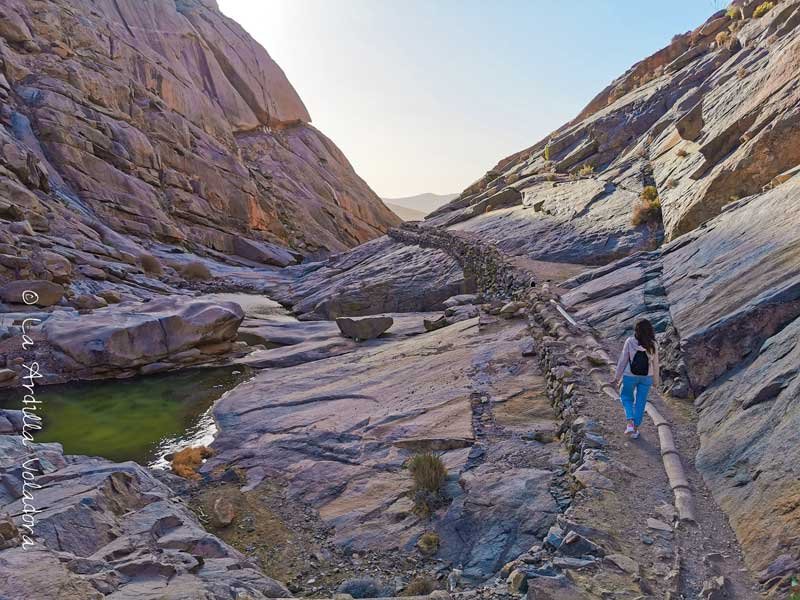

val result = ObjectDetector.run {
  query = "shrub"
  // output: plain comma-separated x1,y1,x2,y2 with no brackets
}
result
754,1,774,17
789,577,799,600
640,185,659,202
403,576,437,597
139,253,164,276
417,531,440,556
408,452,447,516
577,164,594,176
632,197,662,227
408,452,447,493
180,261,213,281
676,148,689,158
726,5,741,19
737,66,748,79
716,31,730,47
543,143,551,161
171,446,214,480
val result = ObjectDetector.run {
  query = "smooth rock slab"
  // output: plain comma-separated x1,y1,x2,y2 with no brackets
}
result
42,296,244,371
336,315,393,341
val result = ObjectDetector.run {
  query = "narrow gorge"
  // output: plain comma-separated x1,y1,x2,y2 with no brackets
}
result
0,1,798,599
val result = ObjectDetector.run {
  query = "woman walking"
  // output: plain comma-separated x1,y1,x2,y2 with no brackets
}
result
613,319,660,439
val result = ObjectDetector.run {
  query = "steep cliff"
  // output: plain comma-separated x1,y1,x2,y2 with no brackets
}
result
0,0,399,271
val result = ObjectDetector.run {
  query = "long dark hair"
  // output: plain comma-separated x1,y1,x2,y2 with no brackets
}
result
634,319,656,354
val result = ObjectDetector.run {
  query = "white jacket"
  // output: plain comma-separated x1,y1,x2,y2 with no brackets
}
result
614,336,660,387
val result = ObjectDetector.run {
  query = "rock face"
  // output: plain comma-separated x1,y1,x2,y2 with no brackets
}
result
432,1,800,251
274,236,474,319
0,0,399,282
0,435,289,599
2,296,246,383
557,175,800,572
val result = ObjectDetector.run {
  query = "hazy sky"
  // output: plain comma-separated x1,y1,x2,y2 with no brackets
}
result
218,1,717,198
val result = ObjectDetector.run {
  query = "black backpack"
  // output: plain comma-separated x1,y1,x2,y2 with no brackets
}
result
630,349,649,376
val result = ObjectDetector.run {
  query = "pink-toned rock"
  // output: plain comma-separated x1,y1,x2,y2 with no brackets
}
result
0,0,399,265
41,296,245,378
0,279,63,306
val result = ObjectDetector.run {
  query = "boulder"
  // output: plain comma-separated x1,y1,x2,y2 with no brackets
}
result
41,251,72,283
72,293,108,310
284,237,473,319
41,297,245,378
0,280,64,306
336,315,393,341
336,578,393,599
233,237,299,267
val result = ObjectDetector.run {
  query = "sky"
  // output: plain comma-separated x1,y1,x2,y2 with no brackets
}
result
218,0,719,198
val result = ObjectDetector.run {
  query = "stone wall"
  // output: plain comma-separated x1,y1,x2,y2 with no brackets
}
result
388,225,534,300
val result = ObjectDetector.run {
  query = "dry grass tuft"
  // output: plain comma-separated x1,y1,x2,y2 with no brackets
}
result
172,446,215,480
408,452,447,493
716,31,731,47
403,576,437,597
408,452,448,517
139,254,164,276
632,197,662,227
180,261,213,281
577,164,595,176
417,531,440,556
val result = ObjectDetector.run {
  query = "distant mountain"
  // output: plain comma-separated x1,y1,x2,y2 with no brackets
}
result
384,202,427,222
382,193,459,217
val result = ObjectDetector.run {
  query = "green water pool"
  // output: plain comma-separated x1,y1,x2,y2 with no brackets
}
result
0,366,250,466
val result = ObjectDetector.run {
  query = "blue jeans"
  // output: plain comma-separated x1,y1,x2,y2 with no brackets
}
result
620,375,652,427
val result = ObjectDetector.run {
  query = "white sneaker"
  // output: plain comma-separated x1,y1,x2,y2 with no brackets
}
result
631,430,640,439
625,423,635,435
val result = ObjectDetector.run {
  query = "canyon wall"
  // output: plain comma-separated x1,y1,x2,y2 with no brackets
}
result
0,0,399,276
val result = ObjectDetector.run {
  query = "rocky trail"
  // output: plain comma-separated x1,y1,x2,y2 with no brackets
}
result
388,223,763,599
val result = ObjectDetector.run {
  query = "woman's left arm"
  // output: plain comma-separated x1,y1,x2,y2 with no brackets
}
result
653,346,661,388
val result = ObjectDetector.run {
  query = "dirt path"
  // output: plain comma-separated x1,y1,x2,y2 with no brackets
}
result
600,336,760,599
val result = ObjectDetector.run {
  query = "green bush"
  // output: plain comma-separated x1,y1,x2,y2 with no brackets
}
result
754,1,775,17
640,185,659,202
543,143,551,161
408,452,447,516
726,5,741,19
